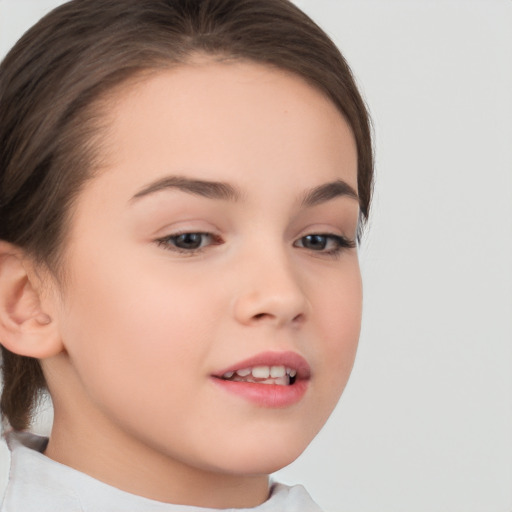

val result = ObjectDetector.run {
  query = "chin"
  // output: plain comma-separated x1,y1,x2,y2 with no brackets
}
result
204,429,315,476
217,452,304,476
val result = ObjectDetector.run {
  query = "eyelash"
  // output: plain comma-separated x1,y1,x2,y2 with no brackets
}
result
294,233,356,257
155,231,356,258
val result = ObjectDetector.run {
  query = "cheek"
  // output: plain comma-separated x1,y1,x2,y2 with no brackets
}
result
310,259,362,399
57,250,221,408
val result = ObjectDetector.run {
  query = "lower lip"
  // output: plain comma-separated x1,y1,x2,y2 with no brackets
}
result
211,378,308,408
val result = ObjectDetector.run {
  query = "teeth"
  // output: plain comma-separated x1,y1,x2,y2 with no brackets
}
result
260,377,289,385
222,365,297,383
270,366,286,378
252,366,270,379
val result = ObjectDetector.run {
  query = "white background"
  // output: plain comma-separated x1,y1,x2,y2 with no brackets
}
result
1,1,511,511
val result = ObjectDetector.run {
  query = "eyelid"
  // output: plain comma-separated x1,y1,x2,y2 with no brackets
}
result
155,230,223,255
293,221,356,243
152,222,356,259
293,232,356,259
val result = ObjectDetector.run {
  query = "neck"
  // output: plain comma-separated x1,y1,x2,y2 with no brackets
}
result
45,412,269,508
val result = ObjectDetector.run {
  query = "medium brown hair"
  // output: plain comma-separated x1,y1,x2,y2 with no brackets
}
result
0,0,373,431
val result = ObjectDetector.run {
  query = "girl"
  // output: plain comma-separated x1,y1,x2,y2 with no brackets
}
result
0,0,373,510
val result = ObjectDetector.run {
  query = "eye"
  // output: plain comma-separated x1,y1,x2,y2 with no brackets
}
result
155,232,222,254
294,233,355,256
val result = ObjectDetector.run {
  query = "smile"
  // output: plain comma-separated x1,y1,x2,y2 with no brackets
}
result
221,366,297,386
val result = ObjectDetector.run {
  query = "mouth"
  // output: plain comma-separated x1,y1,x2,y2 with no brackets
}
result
211,351,310,407
219,365,298,386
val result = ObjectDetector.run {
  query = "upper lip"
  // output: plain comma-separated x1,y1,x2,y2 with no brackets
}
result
213,350,311,380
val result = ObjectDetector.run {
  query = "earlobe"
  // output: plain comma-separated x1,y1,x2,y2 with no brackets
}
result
0,241,64,359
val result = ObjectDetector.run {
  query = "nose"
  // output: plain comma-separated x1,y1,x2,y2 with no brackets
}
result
232,250,309,328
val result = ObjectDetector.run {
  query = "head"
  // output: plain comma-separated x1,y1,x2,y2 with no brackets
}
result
0,0,372,493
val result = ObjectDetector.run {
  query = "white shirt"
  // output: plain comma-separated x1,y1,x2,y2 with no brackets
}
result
0,432,322,512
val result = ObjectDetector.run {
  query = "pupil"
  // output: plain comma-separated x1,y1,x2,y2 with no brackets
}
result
176,233,202,249
304,234,327,250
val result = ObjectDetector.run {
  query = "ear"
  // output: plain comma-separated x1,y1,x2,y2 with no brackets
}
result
0,241,64,359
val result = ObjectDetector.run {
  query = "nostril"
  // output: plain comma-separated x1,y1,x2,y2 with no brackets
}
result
234,289,309,327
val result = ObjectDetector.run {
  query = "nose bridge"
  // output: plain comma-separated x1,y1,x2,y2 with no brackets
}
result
233,237,309,327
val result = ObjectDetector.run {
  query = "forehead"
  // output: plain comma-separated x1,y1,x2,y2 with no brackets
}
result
98,60,357,187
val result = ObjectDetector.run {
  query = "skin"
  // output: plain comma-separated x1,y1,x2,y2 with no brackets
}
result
37,59,362,508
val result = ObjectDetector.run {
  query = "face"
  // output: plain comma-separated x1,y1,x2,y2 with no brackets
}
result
47,60,361,481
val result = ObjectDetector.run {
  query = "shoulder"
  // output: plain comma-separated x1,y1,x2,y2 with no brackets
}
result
264,481,324,512
0,431,82,512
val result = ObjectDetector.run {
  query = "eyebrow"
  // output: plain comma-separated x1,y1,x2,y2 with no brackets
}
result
300,179,359,208
130,175,359,207
130,175,241,203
